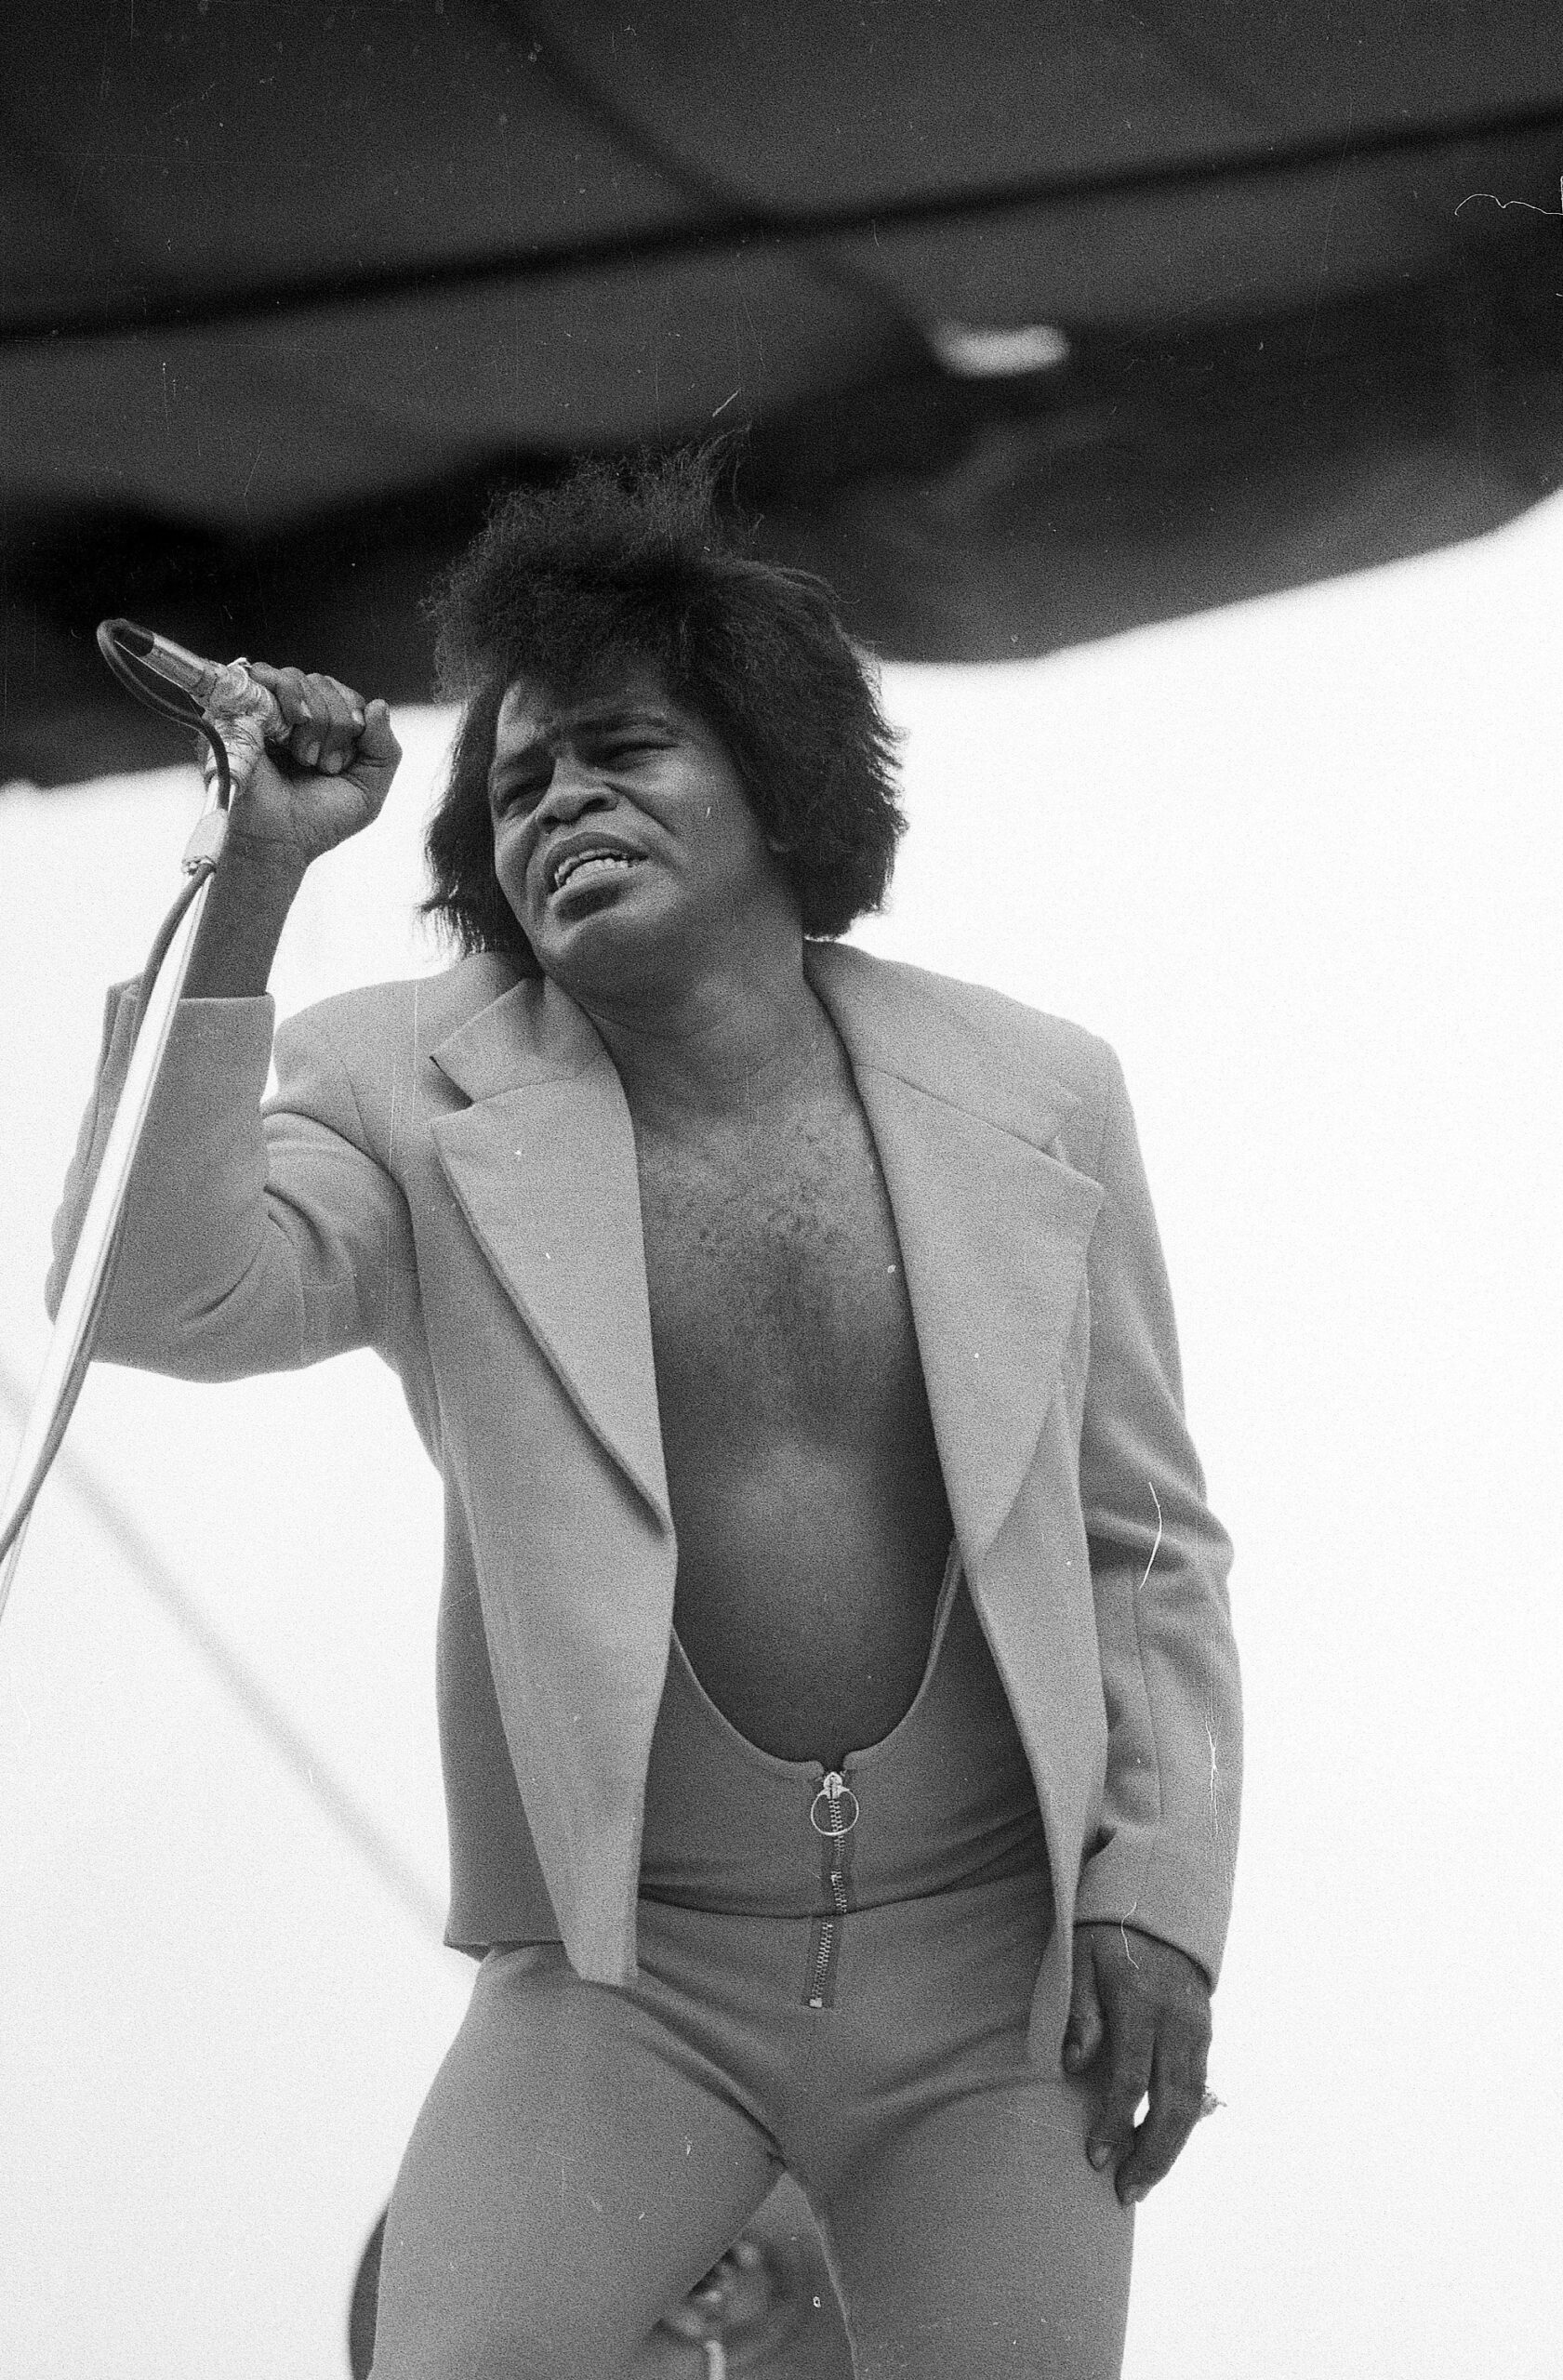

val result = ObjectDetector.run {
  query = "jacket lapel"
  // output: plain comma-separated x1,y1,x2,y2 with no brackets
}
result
806,943,1104,1564
423,945,1104,1567
427,976,671,1528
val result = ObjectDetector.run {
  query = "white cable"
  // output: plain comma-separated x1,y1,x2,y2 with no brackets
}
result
0,862,217,1617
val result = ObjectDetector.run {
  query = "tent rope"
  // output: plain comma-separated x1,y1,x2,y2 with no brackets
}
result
0,1353,445,1940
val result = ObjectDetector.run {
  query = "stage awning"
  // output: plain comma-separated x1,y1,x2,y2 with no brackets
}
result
4,0,1560,783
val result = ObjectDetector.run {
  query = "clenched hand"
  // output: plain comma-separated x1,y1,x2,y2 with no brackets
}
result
219,662,402,871
183,660,402,1002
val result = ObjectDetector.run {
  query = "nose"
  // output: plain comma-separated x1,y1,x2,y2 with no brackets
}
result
536,753,611,826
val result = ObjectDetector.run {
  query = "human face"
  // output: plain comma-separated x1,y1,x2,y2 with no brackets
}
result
486,669,796,996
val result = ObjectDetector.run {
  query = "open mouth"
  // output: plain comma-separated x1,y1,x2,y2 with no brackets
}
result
548,850,644,903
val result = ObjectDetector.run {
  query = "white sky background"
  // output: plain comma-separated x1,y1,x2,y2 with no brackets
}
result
2,497,1560,2378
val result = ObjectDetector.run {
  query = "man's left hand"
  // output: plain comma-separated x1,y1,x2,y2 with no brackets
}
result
1063,1922,1212,2205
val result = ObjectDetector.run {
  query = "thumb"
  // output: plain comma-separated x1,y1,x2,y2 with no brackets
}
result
1064,1934,1106,2072
340,697,402,817
350,697,402,781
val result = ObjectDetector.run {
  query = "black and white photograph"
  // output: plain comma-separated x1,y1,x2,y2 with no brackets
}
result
2,8,1558,2376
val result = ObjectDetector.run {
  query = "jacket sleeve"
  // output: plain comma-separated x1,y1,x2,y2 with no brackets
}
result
46,985,419,1382
1070,1044,1242,1988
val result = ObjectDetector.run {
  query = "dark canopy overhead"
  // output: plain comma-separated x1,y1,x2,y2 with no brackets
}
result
4,1,1560,784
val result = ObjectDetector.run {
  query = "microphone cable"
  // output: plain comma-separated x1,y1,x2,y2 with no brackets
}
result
4,634,448,1940
0,626,241,1569
95,618,239,1026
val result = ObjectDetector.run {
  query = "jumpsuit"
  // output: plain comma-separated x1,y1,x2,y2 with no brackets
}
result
369,1543,1134,2379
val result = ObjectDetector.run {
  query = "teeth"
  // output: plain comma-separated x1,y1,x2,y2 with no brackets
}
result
554,851,636,892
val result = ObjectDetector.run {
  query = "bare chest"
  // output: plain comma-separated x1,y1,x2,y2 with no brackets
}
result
631,1077,955,1762
633,1091,921,1440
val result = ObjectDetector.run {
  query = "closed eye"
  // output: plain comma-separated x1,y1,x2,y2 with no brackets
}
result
595,739,669,765
490,774,550,814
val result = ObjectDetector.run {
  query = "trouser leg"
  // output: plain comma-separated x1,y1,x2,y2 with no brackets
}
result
816,2070,1133,2380
369,1946,781,2380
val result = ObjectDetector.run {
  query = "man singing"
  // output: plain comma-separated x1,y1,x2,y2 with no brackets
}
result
50,452,1240,2379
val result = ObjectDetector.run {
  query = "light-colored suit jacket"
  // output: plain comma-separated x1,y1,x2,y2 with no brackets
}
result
50,939,1240,2066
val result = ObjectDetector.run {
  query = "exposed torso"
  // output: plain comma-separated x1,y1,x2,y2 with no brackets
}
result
631,1034,954,1767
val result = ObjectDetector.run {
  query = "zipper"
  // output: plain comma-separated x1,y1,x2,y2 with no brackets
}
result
805,1769,858,2009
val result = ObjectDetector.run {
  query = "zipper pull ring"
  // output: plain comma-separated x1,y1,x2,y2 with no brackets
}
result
810,1771,860,1837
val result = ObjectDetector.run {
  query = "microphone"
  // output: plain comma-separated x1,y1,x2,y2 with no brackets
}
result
99,618,283,724
98,618,285,789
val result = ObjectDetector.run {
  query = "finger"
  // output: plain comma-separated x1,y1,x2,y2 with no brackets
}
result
1115,2039,1208,2205
1063,1942,1106,2075
258,665,336,771
338,697,402,818
1086,2013,1154,2178
299,673,367,774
